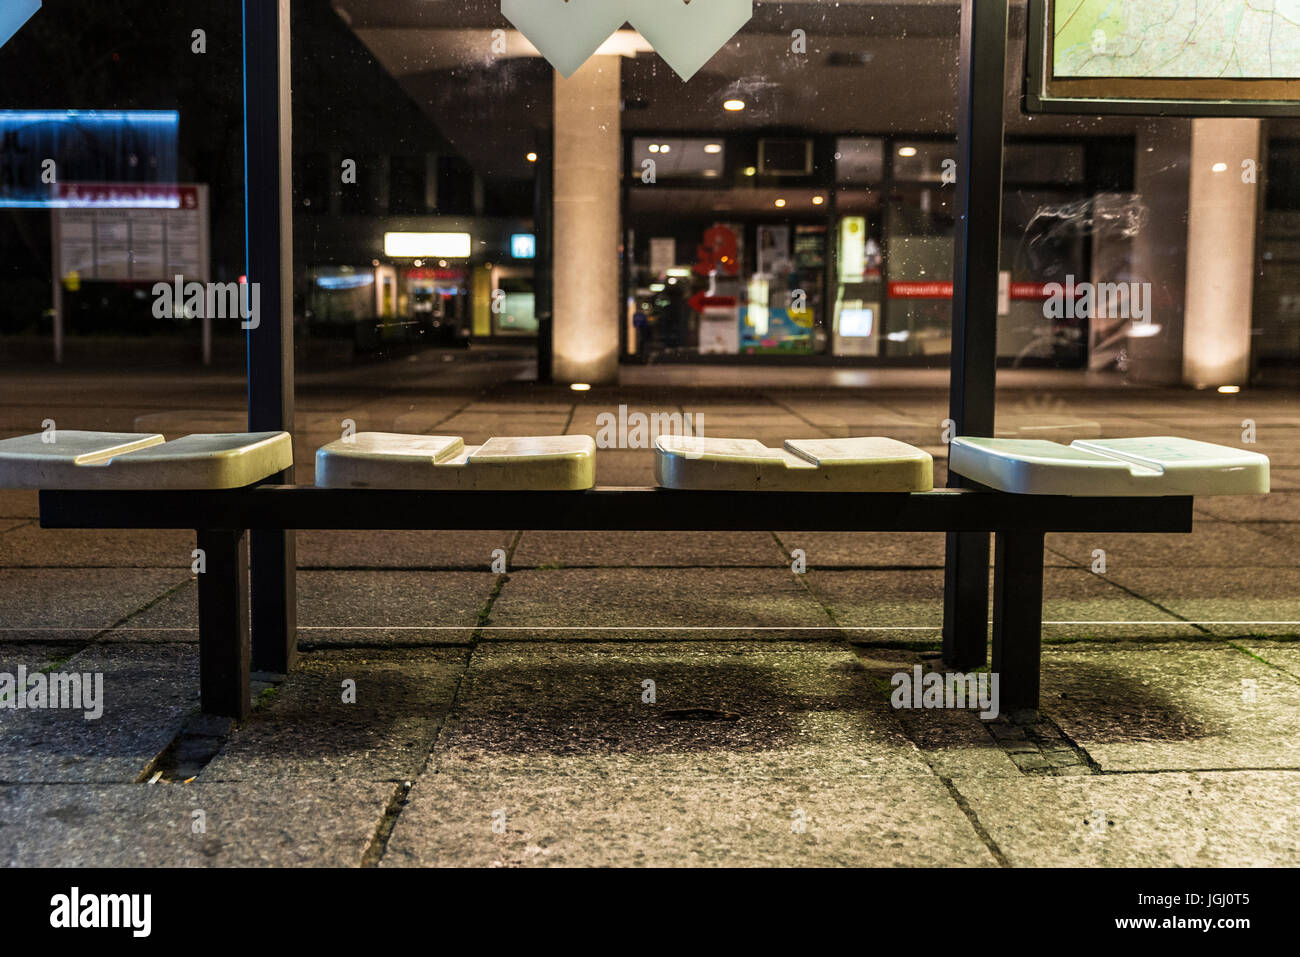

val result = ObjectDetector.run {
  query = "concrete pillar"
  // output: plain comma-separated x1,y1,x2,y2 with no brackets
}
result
1124,119,1263,388
1182,118,1262,388
1127,120,1192,385
552,55,621,384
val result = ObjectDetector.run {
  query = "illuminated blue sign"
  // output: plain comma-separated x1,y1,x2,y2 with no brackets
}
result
511,233,536,260
0,110,180,208
0,0,40,51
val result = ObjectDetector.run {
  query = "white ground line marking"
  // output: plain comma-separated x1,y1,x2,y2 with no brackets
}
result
6,622,1300,632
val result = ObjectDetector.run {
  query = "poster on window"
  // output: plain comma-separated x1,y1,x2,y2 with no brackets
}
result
756,225,791,278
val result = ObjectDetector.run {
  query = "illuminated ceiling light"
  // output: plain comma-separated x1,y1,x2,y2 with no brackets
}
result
775,198,787,208
1218,384,1241,394
743,166,756,177
898,146,918,157
649,282,666,291
702,169,719,177
1212,162,1228,172
704,143,723,153
666,267,691,277
526,152,538,162
570,383,592,392
648,144,660,153
659,144,670,154
812,195,825,205
723,98,746,112
384,232,472,258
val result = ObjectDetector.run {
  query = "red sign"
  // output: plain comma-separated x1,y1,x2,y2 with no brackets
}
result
888,281,953,299
887,281,1075,300
54,183,197,209
407,268,465,281
688,292,738,313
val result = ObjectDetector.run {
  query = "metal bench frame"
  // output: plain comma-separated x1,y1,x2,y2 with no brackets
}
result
39,486,1193,718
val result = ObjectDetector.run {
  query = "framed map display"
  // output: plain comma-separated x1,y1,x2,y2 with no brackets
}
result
1025,0,1300,116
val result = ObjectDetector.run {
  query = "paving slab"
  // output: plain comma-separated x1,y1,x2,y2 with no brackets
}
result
1041,642,1300,771
800,568,944,643
433,414,572,442
0,643,197,783
1047,520,1296,569
485,568,834,640
776,531,943,568
0,643,83,680
1240,641,1300,683
200,648,467,783
431,642,930,778
382,771,995,867
777,532,1080,570
0,781,396,867
593,449,658,485
297,529,517,569
764,403,924,429
1100,567,1300,637
109,571,495,645
1038,568,1194,640
0,490,38,519
846,647,1024,779
0,568,192,643
0,527,195,568
955,771,1300,867
1193,491,1300,522
512,530,784,568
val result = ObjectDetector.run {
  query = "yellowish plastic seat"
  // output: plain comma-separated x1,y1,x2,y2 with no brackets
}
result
0,431,292,490
315,433,596,490
654,436,933,492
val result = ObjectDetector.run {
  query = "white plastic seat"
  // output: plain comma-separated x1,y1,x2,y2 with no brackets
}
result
949,436,1270,496
315,433,597,490
0,431,292,490
654,436,933,492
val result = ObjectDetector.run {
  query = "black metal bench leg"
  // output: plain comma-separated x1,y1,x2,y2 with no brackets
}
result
196,528,251,719
991,529,1045,714
251,528,297,675
943,530,990,669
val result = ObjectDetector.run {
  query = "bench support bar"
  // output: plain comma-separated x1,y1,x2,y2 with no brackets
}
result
943,530,990,670
992,529,1045,713
196,529,251,720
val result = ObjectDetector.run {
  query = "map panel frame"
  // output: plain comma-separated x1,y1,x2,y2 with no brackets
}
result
1025,0,1300,117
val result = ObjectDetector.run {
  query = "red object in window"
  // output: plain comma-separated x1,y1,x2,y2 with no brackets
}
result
687,292,738,313
694,225,740,277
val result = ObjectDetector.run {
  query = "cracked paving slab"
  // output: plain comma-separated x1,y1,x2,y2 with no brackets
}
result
199,648,468,784
0,644,197,783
